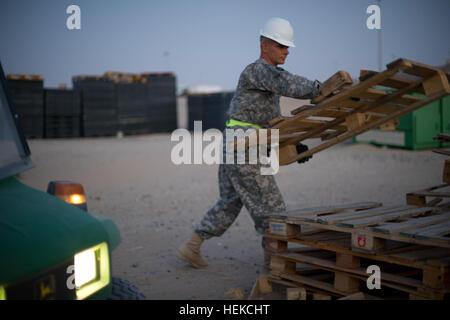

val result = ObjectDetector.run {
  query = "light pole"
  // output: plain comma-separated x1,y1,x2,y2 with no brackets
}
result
377,0,382,71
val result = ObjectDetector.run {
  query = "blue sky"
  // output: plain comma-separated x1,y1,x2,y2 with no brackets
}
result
1,0,449,91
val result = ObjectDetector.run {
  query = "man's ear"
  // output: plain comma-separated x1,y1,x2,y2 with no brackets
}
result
261,40,268,54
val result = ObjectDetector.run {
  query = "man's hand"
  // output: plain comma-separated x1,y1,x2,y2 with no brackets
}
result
296,142,312,164
311,70,353,104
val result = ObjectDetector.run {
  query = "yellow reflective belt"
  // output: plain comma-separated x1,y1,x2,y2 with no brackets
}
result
226,118,261,129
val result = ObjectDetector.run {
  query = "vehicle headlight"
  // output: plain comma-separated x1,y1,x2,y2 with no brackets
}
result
0,286,6,300
74,242,110,300
75,249,96,288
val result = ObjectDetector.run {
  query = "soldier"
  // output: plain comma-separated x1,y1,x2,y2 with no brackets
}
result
177,17,322,268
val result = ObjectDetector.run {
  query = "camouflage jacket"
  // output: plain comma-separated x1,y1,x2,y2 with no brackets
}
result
228,58,322,128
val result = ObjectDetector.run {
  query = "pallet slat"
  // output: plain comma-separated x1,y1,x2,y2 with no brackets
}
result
311,205,412,225
338,207,440,228
279,202,382,220
372,213,450,234
401,220,450,239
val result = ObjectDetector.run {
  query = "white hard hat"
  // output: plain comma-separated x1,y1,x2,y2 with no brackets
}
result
260,17,295,48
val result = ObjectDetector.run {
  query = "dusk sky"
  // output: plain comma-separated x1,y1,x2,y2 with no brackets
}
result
1,0,449,92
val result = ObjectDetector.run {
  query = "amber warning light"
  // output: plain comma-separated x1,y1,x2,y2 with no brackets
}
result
47,181,88,211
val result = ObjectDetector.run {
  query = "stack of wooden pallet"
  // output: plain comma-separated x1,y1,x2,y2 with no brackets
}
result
247,155,450,300
261,187,450,300
246,150,450,300
269,58,450,165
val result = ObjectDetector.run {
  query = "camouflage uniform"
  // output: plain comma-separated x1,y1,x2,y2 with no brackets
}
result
195,58,321,240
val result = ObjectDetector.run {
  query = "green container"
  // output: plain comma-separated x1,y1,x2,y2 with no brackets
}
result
397,98,441,150
354,87,443,150
441,95,450,147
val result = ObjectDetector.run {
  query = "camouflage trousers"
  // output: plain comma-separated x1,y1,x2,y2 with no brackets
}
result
194,162,286,240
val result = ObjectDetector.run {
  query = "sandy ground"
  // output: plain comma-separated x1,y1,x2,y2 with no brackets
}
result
17,99,444,300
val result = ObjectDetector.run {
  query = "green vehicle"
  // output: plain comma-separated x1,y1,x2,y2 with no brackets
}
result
0,62,145,300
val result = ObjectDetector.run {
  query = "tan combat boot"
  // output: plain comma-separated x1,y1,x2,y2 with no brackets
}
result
177,232,208,268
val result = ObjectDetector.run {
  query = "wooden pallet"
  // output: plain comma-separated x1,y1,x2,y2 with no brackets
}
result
249,273,373,300
433,148,450,156
406,160,450,206
248,268,383,300
103,71,147,83
444,159,450,184
265,244,450,300
268,203,450,252
72,75,112,81
7,73,43,81
268,58,450,165
407,183,450,207
434,133,450,144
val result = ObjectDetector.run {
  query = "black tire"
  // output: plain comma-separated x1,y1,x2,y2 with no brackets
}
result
107,277,146,300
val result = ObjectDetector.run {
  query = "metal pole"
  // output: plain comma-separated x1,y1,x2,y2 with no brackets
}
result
378,0,382,71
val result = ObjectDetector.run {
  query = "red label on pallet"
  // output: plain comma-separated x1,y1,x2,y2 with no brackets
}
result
357,235,367,248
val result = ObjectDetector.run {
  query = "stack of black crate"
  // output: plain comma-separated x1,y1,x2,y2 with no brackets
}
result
187,91,234,131
7,78,44,138
187,93,203,131
44,89,81,138
142,73,177,133
72,76,118,137
117,80,149,135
